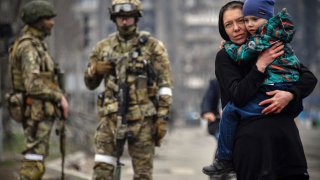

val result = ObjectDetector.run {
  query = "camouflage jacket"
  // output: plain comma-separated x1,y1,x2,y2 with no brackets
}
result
9,25,63,102
84,31,173,120
224,9,300,85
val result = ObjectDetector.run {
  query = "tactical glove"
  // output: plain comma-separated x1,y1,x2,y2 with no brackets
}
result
96,61,113,75
154,118,167,147
88,59,113,76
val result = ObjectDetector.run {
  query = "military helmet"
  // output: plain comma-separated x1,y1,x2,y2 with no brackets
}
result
21,0,57,25
109,0,143,20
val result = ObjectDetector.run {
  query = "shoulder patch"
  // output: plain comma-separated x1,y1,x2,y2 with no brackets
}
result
139,35,149,45
138,31,151,45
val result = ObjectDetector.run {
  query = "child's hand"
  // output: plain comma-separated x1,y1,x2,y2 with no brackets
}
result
219,40,226,49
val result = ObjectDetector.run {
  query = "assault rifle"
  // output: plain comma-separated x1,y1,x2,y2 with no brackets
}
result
54,64,66,180
55,112,66,180
114,83,130,180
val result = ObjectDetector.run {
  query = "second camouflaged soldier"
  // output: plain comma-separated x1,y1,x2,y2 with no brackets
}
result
7,1,69,179
84,0,173,179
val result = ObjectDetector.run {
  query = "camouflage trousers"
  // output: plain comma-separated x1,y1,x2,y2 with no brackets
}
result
93,114,155,180
19,116,55,180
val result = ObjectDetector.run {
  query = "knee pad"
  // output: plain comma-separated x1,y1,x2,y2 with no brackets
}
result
19,160,45,180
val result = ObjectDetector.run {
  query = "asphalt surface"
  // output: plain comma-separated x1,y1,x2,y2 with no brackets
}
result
1,121,319,180
44,123,217,180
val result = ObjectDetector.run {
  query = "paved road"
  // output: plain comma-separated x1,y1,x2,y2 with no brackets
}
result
41,121,320,180
299,125,320,180
45,123,216,180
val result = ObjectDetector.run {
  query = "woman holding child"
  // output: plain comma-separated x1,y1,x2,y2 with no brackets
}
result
204,1,317,180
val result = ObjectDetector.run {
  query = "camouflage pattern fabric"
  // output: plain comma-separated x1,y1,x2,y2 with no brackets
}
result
93,116,154,180
224,9,300,85
19,160,45,180
10,25,63,179
85,30,172,180
23,106,55,155
10,25,63,101
84,30,172,120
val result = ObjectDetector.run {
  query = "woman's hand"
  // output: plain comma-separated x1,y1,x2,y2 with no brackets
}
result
202,112,216,122
256,42,284,73
259,90,294,115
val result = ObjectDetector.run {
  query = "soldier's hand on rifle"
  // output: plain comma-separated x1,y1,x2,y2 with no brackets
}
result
154,117,168,147
60,96,69,119
88,58,113,76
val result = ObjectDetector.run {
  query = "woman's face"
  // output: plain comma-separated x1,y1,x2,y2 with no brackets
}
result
223,8,247,45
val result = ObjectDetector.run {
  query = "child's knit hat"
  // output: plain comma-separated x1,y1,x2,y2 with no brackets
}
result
243,0,275,20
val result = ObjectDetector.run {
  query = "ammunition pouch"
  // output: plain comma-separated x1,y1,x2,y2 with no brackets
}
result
25,97,59,121
128,87,149,106
6,92,26,123
135,75,149,104
7,72,58,121
97,91,145,121
127,59,146,75
97,92,119,117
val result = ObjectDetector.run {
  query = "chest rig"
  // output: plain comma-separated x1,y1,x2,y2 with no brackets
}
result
7,34,59,123
9,35,55,93
99,32,158,120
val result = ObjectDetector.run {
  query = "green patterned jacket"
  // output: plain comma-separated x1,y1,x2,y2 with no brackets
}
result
224,9,300,85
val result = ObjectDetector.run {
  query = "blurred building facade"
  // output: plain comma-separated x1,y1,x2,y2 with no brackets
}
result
276,0,320,114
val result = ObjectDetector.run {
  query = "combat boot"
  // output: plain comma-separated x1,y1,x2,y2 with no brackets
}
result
92,162,114,180
19,160,45,180
202,159,234,176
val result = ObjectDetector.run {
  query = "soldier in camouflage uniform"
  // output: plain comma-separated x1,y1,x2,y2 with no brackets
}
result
8,1,69,179
84,0,173,179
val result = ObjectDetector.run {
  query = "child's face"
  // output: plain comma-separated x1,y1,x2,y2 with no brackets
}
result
244,16,268,35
